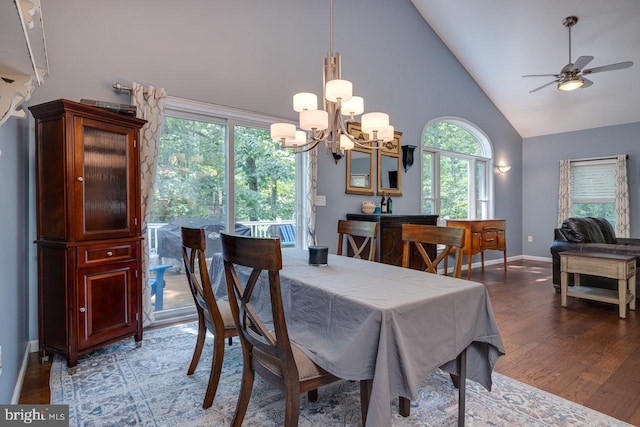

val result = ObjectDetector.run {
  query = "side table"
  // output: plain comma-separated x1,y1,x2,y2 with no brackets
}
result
560,251,636,318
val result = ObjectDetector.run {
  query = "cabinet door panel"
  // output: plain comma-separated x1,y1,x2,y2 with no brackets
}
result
74,117,137,240
77,262,137,350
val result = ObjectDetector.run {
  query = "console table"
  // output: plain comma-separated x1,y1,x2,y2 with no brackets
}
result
446,219,507,279
560,251,636,318
346,214,438,269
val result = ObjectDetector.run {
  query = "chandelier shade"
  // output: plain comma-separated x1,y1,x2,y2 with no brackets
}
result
293,92,318,112
269,0,393,156
270,123,296,141
300,110,329,131
325,79,353,102
341,96,364,116
361,112,389,134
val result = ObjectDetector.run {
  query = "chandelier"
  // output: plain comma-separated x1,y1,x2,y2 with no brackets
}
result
270,0,394,157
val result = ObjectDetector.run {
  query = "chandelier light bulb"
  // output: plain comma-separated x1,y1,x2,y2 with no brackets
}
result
293,92,318,112
325,79,353,102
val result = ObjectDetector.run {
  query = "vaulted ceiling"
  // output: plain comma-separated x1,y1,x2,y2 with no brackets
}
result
411,0,640,138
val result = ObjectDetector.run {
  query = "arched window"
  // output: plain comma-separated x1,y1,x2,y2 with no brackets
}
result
421,117,493,221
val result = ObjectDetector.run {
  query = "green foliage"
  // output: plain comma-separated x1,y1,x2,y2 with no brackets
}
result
150,117,296,223
422,122,485,219
423,122,482,155
573,203,617,230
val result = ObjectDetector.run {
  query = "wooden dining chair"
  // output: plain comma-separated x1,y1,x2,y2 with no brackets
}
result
401,223,465,278
220,232,369,427
398,223,466,417
336,219,379,261
181,226,238,409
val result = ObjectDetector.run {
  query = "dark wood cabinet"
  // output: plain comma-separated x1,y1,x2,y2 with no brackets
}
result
345,214,439,269
30,99,146,368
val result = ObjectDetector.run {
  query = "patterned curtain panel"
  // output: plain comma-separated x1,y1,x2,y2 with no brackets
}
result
132,82,167,326
615,154,630,237
303,148,318,248
557,159,571,227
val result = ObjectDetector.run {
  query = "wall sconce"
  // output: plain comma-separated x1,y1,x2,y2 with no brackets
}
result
496,165,511,174
402,145,416,172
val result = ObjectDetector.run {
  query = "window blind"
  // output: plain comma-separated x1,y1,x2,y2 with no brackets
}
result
570,160,616,202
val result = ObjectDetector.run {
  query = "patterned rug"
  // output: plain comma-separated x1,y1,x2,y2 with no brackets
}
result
50,322,630,426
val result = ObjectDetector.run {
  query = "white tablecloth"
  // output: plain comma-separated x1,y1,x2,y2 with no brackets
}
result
210,248,505,426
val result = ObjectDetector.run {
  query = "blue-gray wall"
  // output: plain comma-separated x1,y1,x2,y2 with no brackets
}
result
4,0,525,401
523,122,640,258
0,116,31,403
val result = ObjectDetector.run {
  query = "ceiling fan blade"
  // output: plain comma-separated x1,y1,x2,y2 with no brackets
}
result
522,73,560,78
581,78,594,88
582,61,633,75
529,79,559,93
572,55,594,71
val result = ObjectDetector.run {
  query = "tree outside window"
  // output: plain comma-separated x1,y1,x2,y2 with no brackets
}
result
421,119,492,220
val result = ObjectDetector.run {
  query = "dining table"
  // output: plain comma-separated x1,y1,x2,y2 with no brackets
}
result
209,248,505,427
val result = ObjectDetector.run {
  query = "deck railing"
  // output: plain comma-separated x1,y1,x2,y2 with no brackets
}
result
147,220,295,255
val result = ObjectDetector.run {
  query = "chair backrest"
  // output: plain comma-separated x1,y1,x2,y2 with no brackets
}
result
267,223,296,246
181,227,226,331
401,224,465,278
220,233,297,378
336,219,379,261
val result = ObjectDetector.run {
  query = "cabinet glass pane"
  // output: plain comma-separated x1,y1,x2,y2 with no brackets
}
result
83,127,129,232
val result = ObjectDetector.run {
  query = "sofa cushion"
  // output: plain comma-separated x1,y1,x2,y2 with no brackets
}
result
591,217,617,244
560,217,606,243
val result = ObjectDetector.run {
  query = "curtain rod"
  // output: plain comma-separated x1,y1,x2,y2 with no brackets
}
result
113,82,148,96
571,154,629,162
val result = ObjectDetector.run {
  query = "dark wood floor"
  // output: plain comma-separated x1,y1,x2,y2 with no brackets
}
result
19,259,640,425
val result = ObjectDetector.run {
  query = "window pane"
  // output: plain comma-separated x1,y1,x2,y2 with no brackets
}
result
423,122,482,156
152,117,226,222
150,115,227,313
475,161,488,219
234,125,297,239
573,203,616,230
440,155,469,219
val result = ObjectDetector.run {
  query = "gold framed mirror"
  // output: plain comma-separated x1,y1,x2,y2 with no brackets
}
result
377,129,402,196
346,123,374,195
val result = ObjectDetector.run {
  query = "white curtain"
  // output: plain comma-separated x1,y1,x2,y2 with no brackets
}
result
615,154,630,237
557,159,571,227
132,82,166,326
303,148,318,248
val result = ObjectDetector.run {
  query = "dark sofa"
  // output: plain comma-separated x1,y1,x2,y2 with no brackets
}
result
550,217,640,293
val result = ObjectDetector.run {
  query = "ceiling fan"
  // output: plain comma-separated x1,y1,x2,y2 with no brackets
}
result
523,16,634,93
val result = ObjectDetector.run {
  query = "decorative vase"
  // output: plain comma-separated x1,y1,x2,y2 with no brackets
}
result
361,201,376,214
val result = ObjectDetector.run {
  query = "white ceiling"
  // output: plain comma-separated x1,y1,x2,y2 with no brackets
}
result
411,0,640,138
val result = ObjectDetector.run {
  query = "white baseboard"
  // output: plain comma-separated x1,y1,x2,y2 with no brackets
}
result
12,339,39,404
522,255,552,263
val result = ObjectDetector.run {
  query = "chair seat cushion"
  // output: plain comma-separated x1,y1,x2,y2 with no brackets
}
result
253,343,329,382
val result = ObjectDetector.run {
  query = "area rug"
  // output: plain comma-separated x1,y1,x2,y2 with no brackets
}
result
50,322,630,426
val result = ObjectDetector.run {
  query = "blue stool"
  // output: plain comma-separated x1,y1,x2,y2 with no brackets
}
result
150,264,174,311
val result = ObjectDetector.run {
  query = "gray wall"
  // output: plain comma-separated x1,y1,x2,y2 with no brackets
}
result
28,0,522,257
523,122,640,258
0,116,31,403
3,0,525,401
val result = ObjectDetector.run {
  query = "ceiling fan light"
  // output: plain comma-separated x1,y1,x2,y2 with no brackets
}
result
558,77,584,91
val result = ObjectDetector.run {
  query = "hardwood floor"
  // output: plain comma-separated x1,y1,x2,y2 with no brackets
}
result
19,259,640,425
